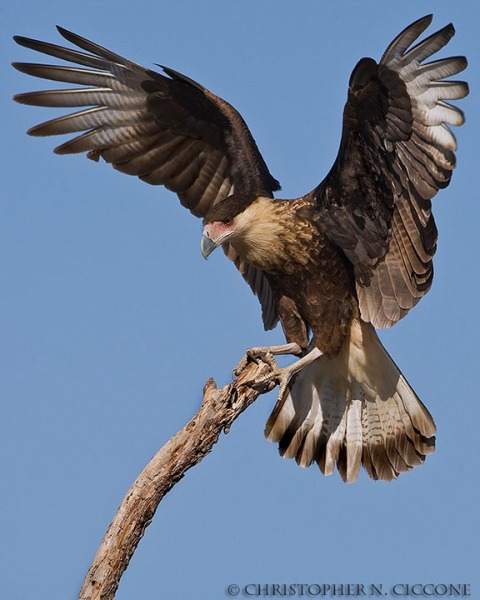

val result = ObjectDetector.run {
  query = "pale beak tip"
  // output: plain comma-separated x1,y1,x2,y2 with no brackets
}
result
200,235,216,259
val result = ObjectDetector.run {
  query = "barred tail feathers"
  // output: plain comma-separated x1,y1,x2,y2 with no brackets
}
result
264,319,435,482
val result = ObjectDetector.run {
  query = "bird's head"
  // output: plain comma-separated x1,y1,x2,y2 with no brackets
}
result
201,194,257,259
201,194,298,272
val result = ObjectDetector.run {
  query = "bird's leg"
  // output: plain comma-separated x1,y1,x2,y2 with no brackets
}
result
235,345,323,400
265,346,323,400
233,342,303,377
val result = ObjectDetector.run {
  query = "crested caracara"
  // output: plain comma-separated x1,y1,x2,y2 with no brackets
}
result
13,15,468,482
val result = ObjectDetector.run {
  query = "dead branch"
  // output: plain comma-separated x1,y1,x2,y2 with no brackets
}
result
77,353,279,600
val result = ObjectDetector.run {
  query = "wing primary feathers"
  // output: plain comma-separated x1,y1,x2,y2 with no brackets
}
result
13,26,280,329
12,63,116,86
55,26,133,67
380,15,433,64
313,15,468,329
13,35,113,71
13,27,280,203
402,24,455,64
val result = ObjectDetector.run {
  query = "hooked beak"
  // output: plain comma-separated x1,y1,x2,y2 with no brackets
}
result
201,223,235,259
200,234,217,259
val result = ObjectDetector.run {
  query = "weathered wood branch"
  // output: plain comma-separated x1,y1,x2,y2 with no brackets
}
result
77,353,279,600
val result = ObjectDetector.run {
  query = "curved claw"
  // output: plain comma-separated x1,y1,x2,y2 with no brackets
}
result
240,346,324,399
233,342,303,379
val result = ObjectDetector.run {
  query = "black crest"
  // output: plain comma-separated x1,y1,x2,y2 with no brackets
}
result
203,193,259,224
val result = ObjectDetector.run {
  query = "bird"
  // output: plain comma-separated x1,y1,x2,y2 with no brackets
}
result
13,15,468,482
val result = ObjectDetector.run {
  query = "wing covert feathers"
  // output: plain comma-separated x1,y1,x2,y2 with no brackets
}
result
314,16,468,329
265,319,435,482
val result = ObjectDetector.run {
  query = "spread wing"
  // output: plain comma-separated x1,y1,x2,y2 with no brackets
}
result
311,15,468,328
13,27,280,329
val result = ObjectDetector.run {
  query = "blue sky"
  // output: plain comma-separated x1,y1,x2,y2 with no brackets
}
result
2,1,479,599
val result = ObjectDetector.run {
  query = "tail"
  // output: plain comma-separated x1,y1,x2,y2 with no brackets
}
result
265,319,435,482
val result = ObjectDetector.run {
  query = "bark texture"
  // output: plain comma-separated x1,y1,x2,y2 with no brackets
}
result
77,353,278,600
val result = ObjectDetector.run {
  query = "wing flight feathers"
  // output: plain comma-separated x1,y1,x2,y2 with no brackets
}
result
13,27,280,329
313,15,467,328
13,28,279,210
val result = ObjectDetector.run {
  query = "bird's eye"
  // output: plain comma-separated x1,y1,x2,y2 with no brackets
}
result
222,218,233,226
